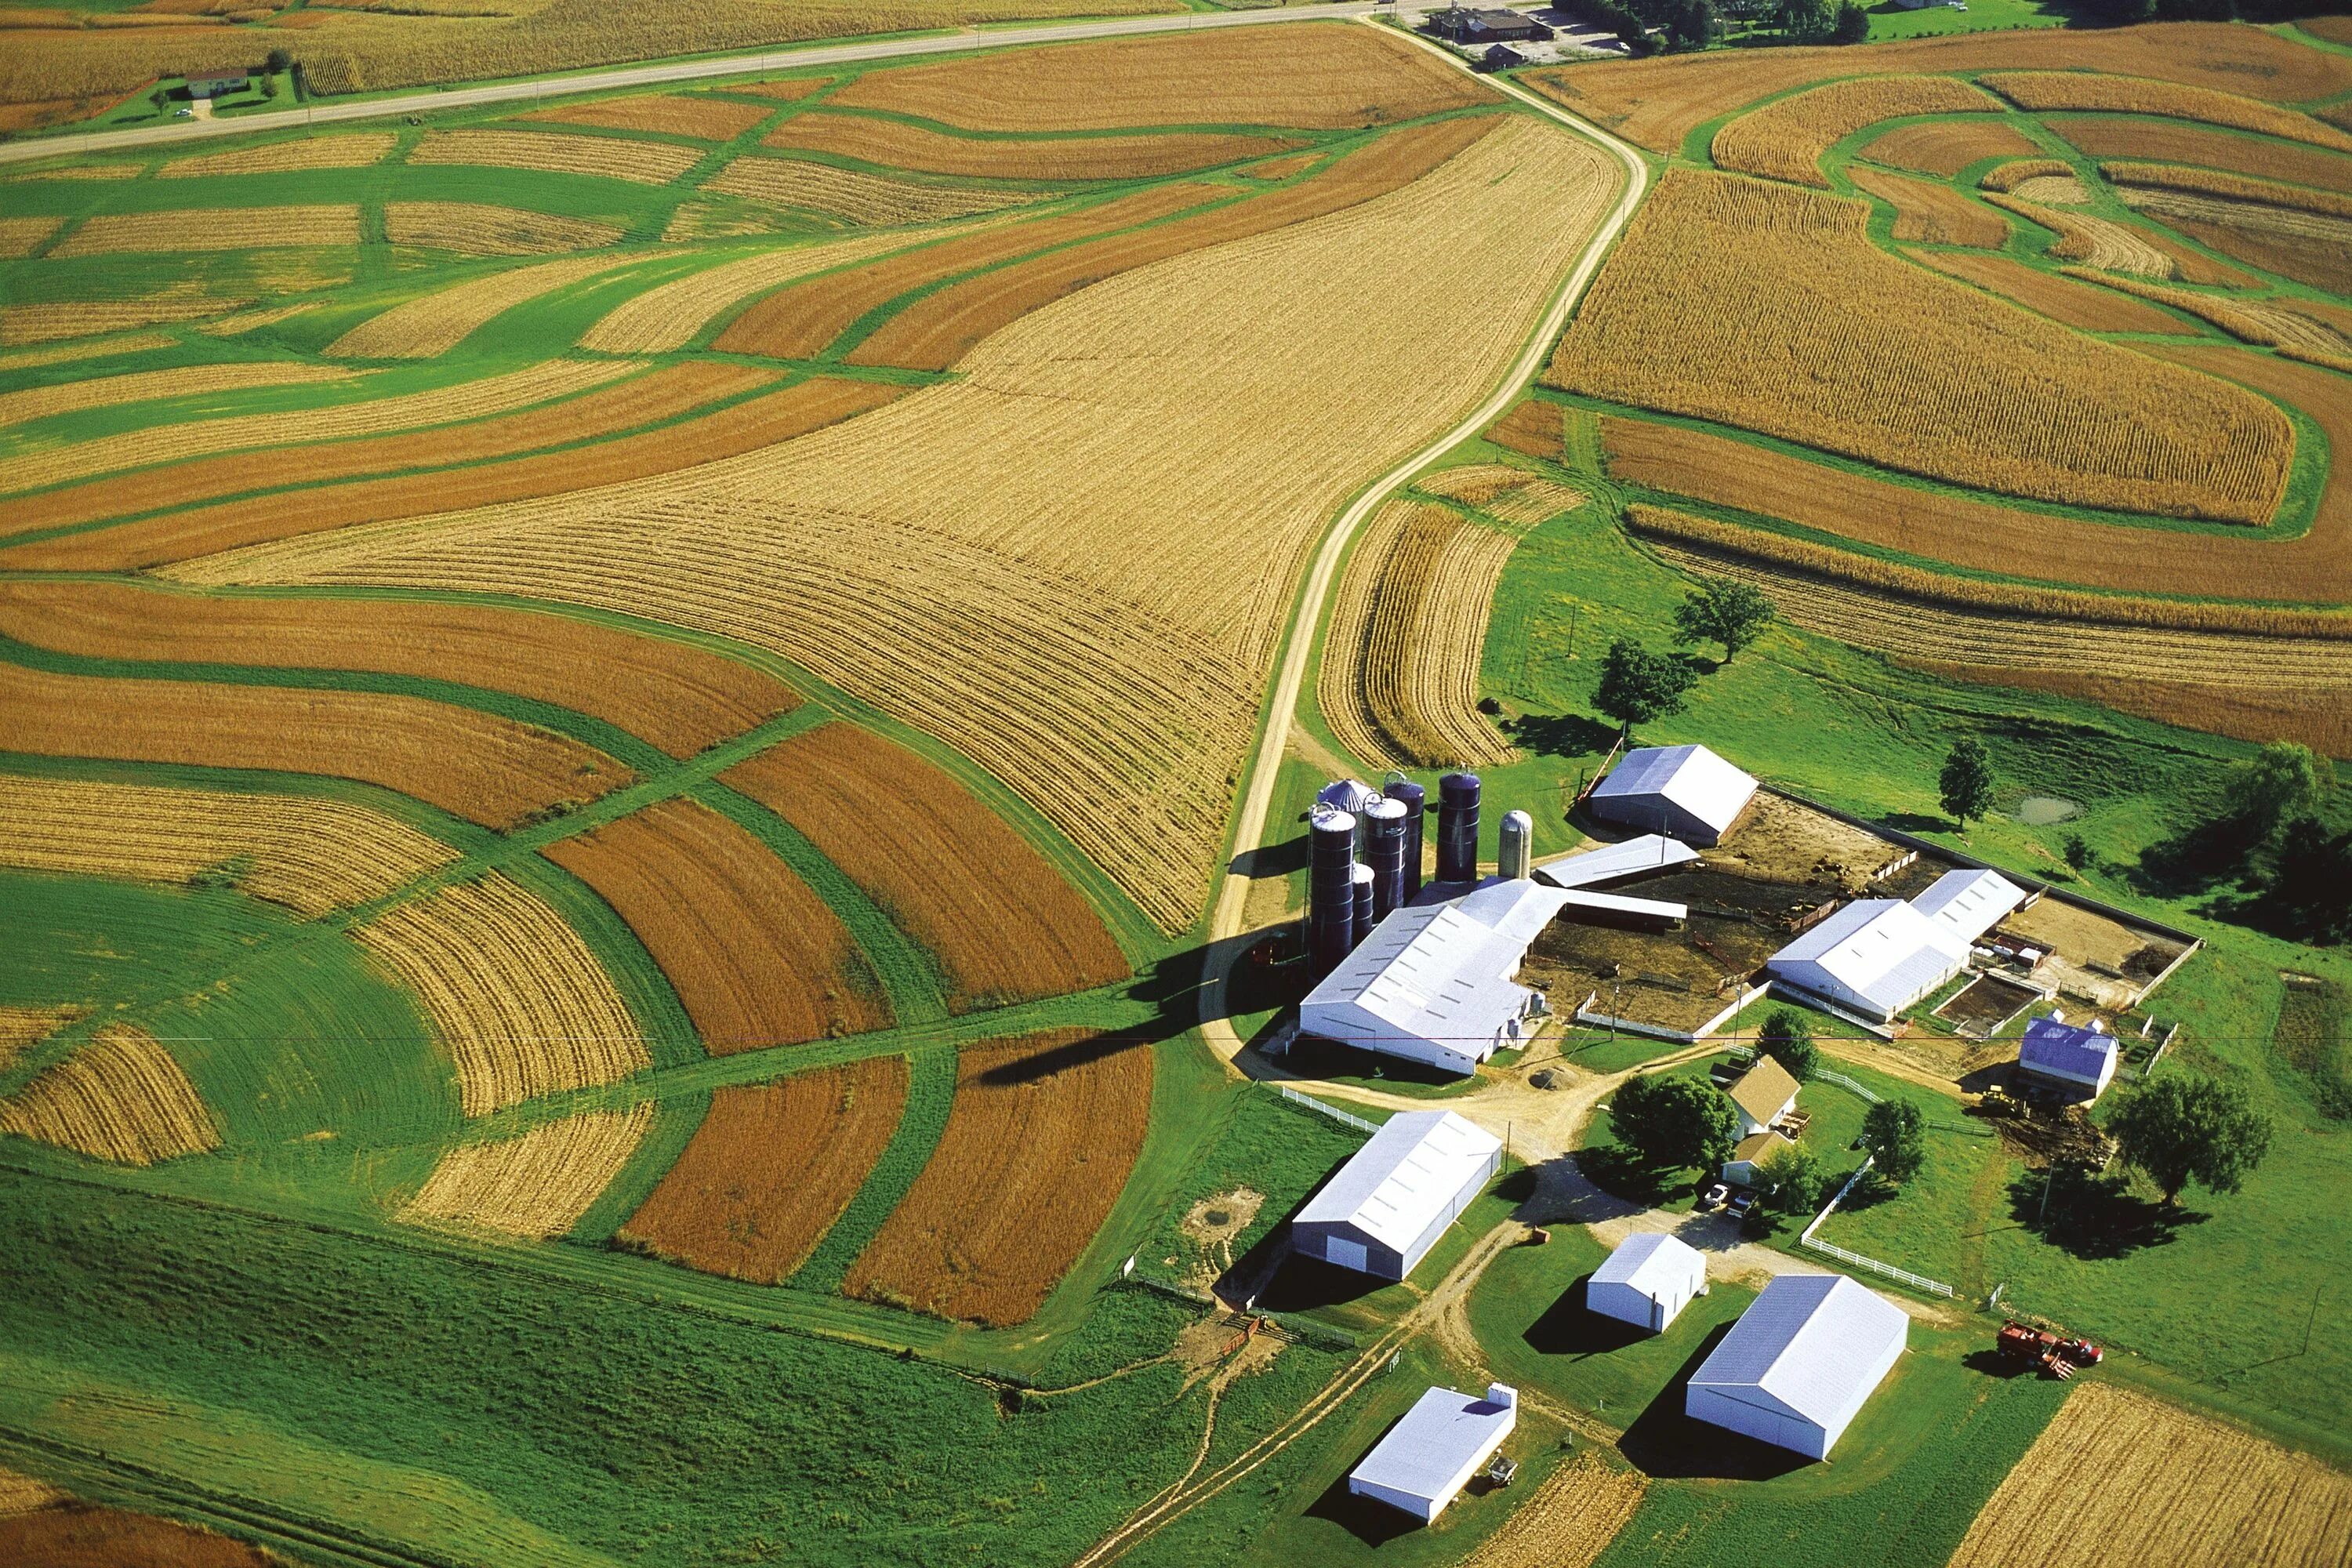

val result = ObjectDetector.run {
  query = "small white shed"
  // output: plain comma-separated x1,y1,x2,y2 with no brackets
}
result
1588,1232,1707,1334
1348,1382,1517,1523
1588,744,1759,846
1686,1272,1907,1459
1291,1110,1502,1281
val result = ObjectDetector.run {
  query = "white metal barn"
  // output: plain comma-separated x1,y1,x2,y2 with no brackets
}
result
1348,1382,1518,1523
1910,868,2027,946
1298,880,1572,1076
1588,1232,1708,1333
1766,898,1971,1023
1291,1110,1502,1281
1587,745,1759,845
2017,1014,2121,1102
1686,1273,1907,1459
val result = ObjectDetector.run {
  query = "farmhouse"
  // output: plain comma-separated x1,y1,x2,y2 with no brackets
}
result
1588,1231,1707,1333
1291,1109,1501,1281
1766,898,1971,1024
2016,1012,2121,1102
1722,1128,1792,1186
1910,868,2027,946
1723,1054,1800,1138
1298,878,1573,1076
183,67,251,100
1686,1272,1907,1459
1348,1381,1519,1523
1587,744,1758,846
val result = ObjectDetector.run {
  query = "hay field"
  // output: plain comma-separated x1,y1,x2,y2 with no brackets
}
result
63,377,906,570
0,1008,80,1073
761,114,1301,180
386,203,626,257
2102,162,2352,220
2,296,252,345
1849,165,2009,247
1415,463,1582,523
618,1058,908,1282
1711,75,1999,187
355,873,647,1116
1603,411,2352,606
0,332,175,373
410,129,702,186
1980,73,2352,154
1857,117,2040,176
522,93,771,143
0,579,796,758
542,799,890,1054
829,24,1488,132
158,134,395,178
704,154,1044,225
51,205,361,256
0,359,356,431
1458,1453,1645,1568
180,114,1617,931
2113,186,2352,292
2048,117,2352,195
0,771,457,916
844,1028,1151,1325
0,1025,218,1167
0,216,60,257
2009,173,2090,205
327,254,630,359
0,1465,64,1516
1979,157,2073,192
1521,22,2352,154
0,662,632,829
1949,1382,2352,1568
1908,249,2197,334
1486,399,1568,461
1983,191,2178,278
403,1105,653,1237
848,115,1492,371
2075,272,2352,357
1549,171,2290,523
723,724,1128,1011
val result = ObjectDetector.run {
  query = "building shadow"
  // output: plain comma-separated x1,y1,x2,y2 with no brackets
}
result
1616,1323,1813,1482
1254,1254,1389,1314
1303,1458,1425,1548
975,1021,1181,1085
1523,1276,1650,1358
1281,1033,1466,1089
1230,826,1308,881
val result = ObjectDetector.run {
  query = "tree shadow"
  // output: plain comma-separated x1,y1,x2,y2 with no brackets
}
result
2129,811,2264,902
1303,1457,1426,1547
1575,1145,1683,1207
1504,711,1618,759
1616,1323,1813,1481
1880,812,1952,837
1523,1276,1650,1358
2008,1165,2207,1260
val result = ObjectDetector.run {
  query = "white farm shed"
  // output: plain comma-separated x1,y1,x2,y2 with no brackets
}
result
1588,1232,1707,1333
1588,745,1759,845
1291,1110,1501,1281
1686,1273,1907,1459
2017,1014,2121,1102
1911,869,2027,946
1766,898,1970,1023
1299,880,1572,1076
1348,1382,1518,1523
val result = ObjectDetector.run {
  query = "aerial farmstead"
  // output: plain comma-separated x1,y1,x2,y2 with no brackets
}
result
1347,1381,1520,1524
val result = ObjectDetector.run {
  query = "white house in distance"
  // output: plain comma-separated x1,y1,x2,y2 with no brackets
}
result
1724,1054,1800,1138
1588,1232,1708,1334
2016,1012,2122,1102
1291,1110,1502,1281
1348,1382,1518,1523
1910,868,2027,946
1766,898,1972,1024
1686,1273,1908,1459
1298,879,1573,1076
1587,744,1759,846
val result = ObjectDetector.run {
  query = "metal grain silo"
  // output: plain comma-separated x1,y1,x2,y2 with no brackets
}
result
1350,863,1374,949
1437,772,1481,884
1499,809,1534,881
1363,796,1410,920
1308,807,1358,973
1383,777,1427,900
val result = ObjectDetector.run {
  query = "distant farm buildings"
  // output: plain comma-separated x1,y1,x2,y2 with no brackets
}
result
1292,1109,1501,1281
1426,5,1556,45
1588,1232,1707,1334
1588,744,1759,846
183,67,252,100
1686,1273,1907,1459
2017,1013,2122,1102
1348,1381,1518,1523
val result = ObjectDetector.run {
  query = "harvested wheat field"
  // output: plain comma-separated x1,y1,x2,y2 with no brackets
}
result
762,112,1301,181
2103,162,2352,220
0,1007,81,1073
0,215,60,257
1486,398,1568,461
724,723,1128,1011
402,1104,653,1236
844,1028,1151,1325
2009,173,2091,205
0,1025,218,1166
83,376,906,570
1548,171,2290,523
1979,157,2072,192
327,253,633,359
354,872,647,1116
543,798,889,1053
1,296,252,346
1984,191,2178,278
386,202,626,257
1981,72,2352,154
1857,116,2041,176
0,1465,64,1516
0,579,796,757
2049,116,2352,194
51,205,360,256
410,129,701,185
175,114,1615,931
2073,272,2352,356
1321,499,1525,769
0,361,768,536
1459,1453,1646,1568
829,24,1488,132
618,1056,909,1282
0,771,456,916
704,154,1044,225
2114,186,2352,292
198,304,320,337
0,1496,279,1567
1849,165,2009,247
521,92,771,142
1415,463,1582,524
1711,75,1998,187
0,358,356,432
1523,22,2352,154
0,662,631,830
1907,249,2198,334
1950,1382,2352,1568
158,132,395,177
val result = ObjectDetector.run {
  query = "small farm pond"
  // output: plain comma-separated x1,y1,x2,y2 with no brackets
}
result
2016,795,2081,826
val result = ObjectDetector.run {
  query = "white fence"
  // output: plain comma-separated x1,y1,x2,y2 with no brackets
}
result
1811,1068,1882,1105
1799,1154,1957,1299
1276,1084,1380,1135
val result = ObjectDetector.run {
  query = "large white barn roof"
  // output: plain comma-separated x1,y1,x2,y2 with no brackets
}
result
1910,869,2026,945
1689,1273,1907,1430
1769,898,1969,1017
1534,834,1700,889
1295,1110,1502,1259
1590,745,1758,839
1302,880,1572,1051
1349,1382,1516,1512
1592,1231,1706,1298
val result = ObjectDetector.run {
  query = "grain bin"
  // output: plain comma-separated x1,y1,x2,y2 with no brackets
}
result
1384,777,1427,900
1351,863,1375,949
1498,810,1533,881
1363,796,1410,920
1308,807,1358,973
1437,772,1481,884
1317,779,1379,851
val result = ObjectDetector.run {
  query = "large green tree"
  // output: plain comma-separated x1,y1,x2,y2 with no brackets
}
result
1756,1007,1816,1080
1594,638,1697,742
1860,1098,1927,1184
1609,1073,1738,1172
1671,578,1776,665
1940,737,1995,833
2227,741,2334,839
2108,1072,2274,1204
1756,1141,1829,1218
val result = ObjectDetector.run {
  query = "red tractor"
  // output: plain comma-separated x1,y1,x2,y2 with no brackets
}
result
1998,1320,2103,1380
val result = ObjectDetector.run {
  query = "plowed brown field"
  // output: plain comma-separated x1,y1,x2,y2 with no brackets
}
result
1460,1452,1645,1568
762,112,1301,180
1858,117,2041,176
543,798,889,1053
0,1024,218,1166
619,1056,909,1281
1907,249,2198,334
2050,115,2352,194
0,1497,278,1566
1486,398,1567,461
844,1027,1151,1325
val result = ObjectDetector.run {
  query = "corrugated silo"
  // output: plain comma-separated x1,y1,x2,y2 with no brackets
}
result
1437,772,1481,884
1350,863,1374,949
1363,797,1410,920
1498,809,1534,880
1383,778,1427,900
1308,807,1358,973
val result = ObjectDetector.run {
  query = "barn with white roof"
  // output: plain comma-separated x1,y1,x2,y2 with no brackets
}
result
1766,898,1971,1023
1588,744,1759,845
2017,1013,2121,1102
1909,868,2027,946
1686,1272,1907,1459
1588,1231,1708,1333
1348,1382,1518,1523
1291,1109,1501,1281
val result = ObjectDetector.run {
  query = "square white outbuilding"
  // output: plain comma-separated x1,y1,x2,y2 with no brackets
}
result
2017,1013,2121,1102
1290,1110,1502,1281
1685,1272,1907,1459
1348,1382,1517,1523
1588,744,1759,846
1588,1231,1708,1334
